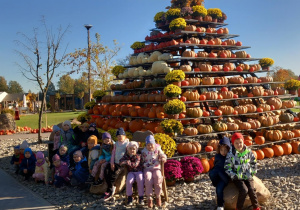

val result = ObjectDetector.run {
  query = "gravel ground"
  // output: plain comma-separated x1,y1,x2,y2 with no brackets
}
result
1,136,300,210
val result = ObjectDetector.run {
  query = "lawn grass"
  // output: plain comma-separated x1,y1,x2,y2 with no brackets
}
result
16,111,85,129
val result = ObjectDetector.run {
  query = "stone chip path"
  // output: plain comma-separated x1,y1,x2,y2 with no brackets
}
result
0,135,300,209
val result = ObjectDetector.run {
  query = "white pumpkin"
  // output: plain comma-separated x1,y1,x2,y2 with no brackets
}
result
158,53,173,61
137,53,149,64
147,70,153,75
149,51,162,62
152,61,168,74
123,70,129,78
138,69,147,76
128,68,136,77
118,73,123,78
133,70,139,77
129,56,137,65
164,67,173,74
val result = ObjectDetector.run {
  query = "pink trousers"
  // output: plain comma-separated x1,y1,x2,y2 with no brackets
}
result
144,168,163,197
32,173,45,181
91,160,108,180
126,171,144,197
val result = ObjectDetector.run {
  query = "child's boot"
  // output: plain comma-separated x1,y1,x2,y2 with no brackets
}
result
148,197,153,208
156,196,162,207
93,178,103,185
127,196,133,206
111,186,116,196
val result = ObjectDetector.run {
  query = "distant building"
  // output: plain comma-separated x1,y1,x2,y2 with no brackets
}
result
49,93,89,110
0,92,26,109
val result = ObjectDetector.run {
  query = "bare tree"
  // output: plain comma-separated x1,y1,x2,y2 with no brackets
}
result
15,19,69,143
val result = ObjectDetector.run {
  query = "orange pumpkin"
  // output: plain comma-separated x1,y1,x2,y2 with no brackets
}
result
183,127,198,136
207,140,219,151
200,158,210,173
256,150,265,160
254,136,265,145
205,146,214,152
281,142,292,155
129,119,144,133
272,145,284,157
262,147,274,158
177,142,201,154
208,157,215,169
291,141,300,154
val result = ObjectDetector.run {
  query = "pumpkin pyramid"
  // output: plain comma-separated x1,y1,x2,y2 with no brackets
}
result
91,0,300,159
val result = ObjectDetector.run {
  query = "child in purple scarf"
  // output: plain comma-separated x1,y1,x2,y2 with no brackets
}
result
33,151,49,185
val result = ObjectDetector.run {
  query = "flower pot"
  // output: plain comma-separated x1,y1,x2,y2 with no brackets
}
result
168,114,179,119
172,81,181,87
166,180,176,186
289,89,297,95
175,29,182,34
184,177,194,183
167,97,178,101
184,15,192,20
212,18,218,22
262,66,270,71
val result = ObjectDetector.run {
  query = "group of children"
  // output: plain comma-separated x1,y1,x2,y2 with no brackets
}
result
209,133,260,210
11,119,261,209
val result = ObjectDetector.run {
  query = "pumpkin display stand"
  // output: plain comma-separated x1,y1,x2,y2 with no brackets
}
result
89,0,300,196
168,114,179,119
184,177,194,183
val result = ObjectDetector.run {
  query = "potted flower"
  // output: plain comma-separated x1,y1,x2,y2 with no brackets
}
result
92,90,107,102
165,70,185,86
207,8,222,22
130,41,145,53
284,79,300,95
259,58,274,70
163,99,186,119
165,8,181,22
164,84,182,99
112,65,126,78
218,12,227,23
180,7,193,19
192,5,207,21
154,133,177,157
169,18,187,33
154,11,166,27
180,156,204,182
164,159,183,186
160,119,184,136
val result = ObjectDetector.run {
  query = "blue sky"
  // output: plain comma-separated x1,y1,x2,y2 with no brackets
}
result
1,0,300,92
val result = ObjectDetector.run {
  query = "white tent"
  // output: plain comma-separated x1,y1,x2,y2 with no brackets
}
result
23,94,27,107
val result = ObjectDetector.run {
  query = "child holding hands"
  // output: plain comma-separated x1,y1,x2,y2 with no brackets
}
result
119,141,144,206
33,151,49,185
142,135,167,208
209,137,231,210
225,133,260,210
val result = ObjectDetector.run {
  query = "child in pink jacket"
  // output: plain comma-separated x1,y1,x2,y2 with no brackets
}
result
142,135,166,208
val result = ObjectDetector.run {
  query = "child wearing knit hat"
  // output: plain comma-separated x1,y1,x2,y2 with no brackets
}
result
69,150,89,188
20,148,36,180
33,151,50,185
209,137,231,210
142,135,167,208
19,140,29,164
119,141,144,206
52,125,61,151
87,132,113,185
53,154,70,188
10,145,20,174
102,127,129,201
224,133,260,210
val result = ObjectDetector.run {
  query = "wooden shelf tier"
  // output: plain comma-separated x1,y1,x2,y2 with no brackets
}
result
174,121,300,139
108,82,284,92
143,31,240,44
113,70,274,81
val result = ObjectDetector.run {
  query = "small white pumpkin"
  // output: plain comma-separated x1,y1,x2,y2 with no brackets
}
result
158,53,173,61
149,51,162,62
164,67,173,74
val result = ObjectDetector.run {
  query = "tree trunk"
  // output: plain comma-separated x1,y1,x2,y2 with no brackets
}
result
38,92,46,143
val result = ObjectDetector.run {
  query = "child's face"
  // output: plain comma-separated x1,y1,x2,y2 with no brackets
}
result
128,146,137,156
14,149,20,156
103,138,111,145
146,143,155,152
25,151,31,158
117,135,126,142
220,145,229,157
55,130,60,136
234,139,244,152
81,126,88,132
63,124,70,131
59,147,67,156
73,155,81,163
20,149,24,155
88,142,96,150
53,160,61,167
37,158,44,163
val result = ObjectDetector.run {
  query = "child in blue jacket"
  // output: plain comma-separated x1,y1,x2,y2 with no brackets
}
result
209,137,231,210
20,148,36,180
69,150,89,188
10,145,20,174
86,132,114,185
